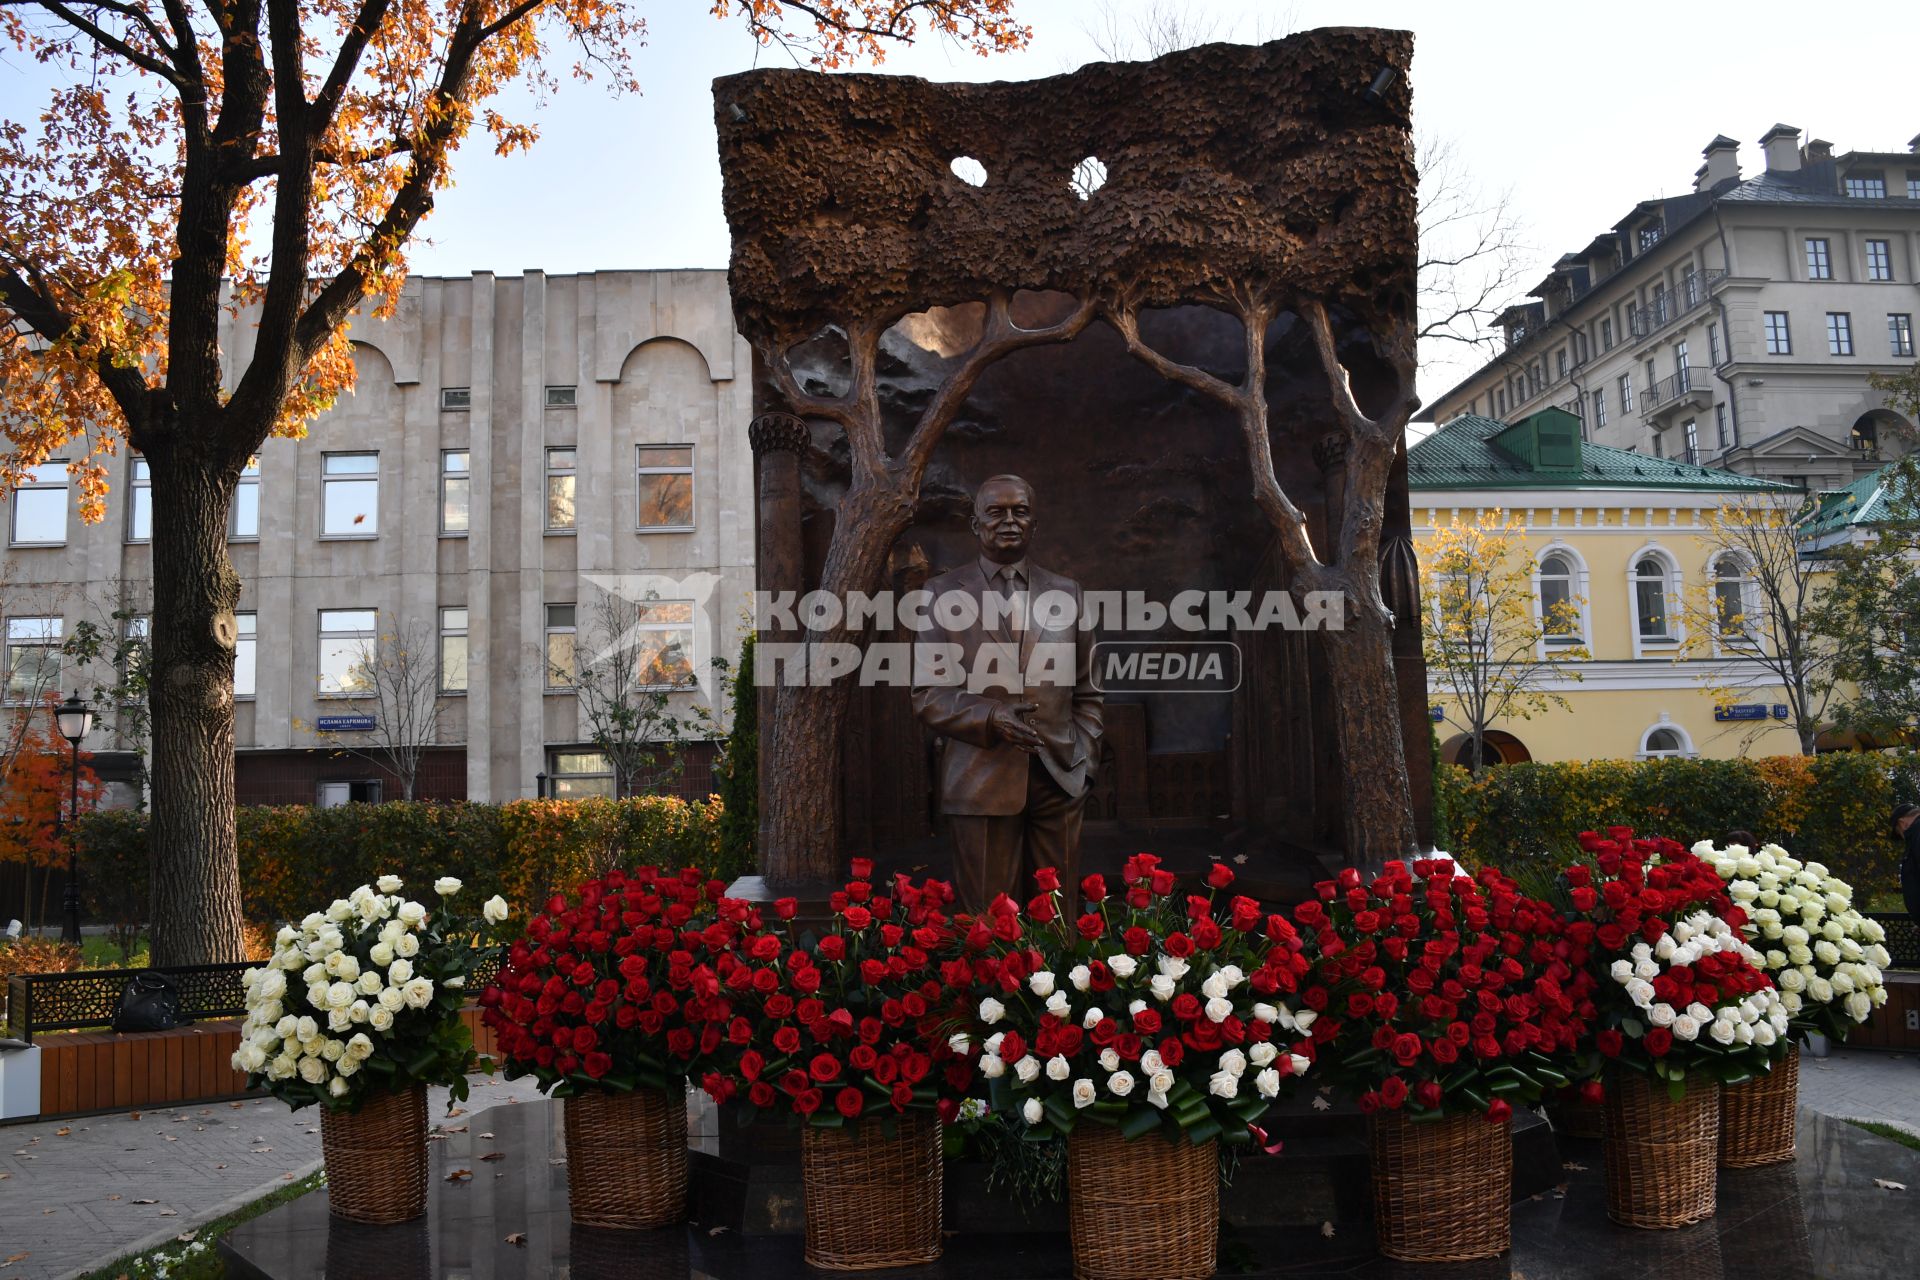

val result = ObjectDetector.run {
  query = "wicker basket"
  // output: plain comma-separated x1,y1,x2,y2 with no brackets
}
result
800,1113,943,1271
1368,1109,1512,1262
321,1085,429,1224
564,1086,689,1228
1602,1070,1719,1229
1719,1044,1798,1168
1067,1123,1218,1280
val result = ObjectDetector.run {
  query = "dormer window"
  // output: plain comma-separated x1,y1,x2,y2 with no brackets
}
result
1845,172,1886,199
1637,224,1664,251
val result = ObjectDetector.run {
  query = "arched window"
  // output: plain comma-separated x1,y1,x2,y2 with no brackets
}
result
1638,719,1694,759
1712,554,1753,638
1537,551,1579,641
1632,554,1674,641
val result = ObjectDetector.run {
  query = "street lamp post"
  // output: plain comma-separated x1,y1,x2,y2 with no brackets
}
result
55,691,95,946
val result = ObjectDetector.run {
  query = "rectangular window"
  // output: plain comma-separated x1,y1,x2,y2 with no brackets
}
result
1716,404,1730,449
1644,359,1658,396
126,457,153,543
317,609,377,695
4,616,61,702
234,613,257,699
545,604,576,688
1593,390,1607,428
1764,312,1792,355
440,450,470,534
1683,419,1699,464
1619,375,1633,413
439,607,468,693
1601,318,1614,351
1865,239,1893,281
1528,362,1542,395
546,448,577,531
1674,341,1690,387
1827,312,1854,356
1708,323,1721,366
1556,349,1568,379
1911,174,1920,201
231,459,260,540
440,387,471,411
544,385,577,409
121,615,150,697
1805,238,1832,280
636,445,695,531
548,750,614,799
318,780,382,807
1845,174,1886,199
1893,314,1916,358
1496,388,1506,416
321,453,379,537
627,600,697,688
9,461,67,546
1652,432,1663,459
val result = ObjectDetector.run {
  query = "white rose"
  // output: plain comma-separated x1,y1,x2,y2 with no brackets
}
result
1208,1070,1239,1099
1623,980,1656,1009
984,1032,1005,1057
268,1056,298,1081
1634,959,1661,981
1609,960,1634,982
328,1076,350,1098
1082,1006,1106,1030
326,1008,352,1033
1708,1019,1737,1045
234,1044,267,1073
369,943,395,968
377,875,403,893
1149,975,1177,1002
378,987,406,1013
1204,997,1233,1023
978,997,1006,1025
1754,1021,1777,1046
299,1057,329,1085
295,1016,319,1042
355,972,384,996
1672,1015,1700,1042
1108,954,1138,979
335,1056,360,1078
1290,1054,1311,1077
1107,1070,1135,1098
1023,1098,1045,1125
980,1055,1006,1079
397,901,427,928
346,1033,374,1061
369,1007,395,1032
1778,968,1806,993
1141,1050,1165,1075
1127,999,1147,1017
1156,955,1190,980
1149,1068,1175,1097
948,1031,971,1054
1813,941,1840,967
1252,1002,1280,1025
1071,1079,1098,1109
1254,1067,1281,1099
325,982,355,1010
483,895,510,925
1014,1055,1041,1083
1686,1002,1713,1024
1845,991,1872,1022
348,1000,370,1024
1046,1055,1071,1081
1069,965,1092,992
1029,971,1056,998
394,934,419,958
1807,977,1834,1004
274,1014,298,1039
434,877,463,897
1248,1042,1278,1068
1201,971,1231,1000
402,978,435,1009
1217,1048,1248,1078
1782,991,1803,1014
1292,1009,1317,1033
1649,1003,1677,1027
1045,991,1071,1018
1098,1048,1120,1072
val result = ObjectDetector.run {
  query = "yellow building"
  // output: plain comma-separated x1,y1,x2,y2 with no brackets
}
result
1409,407,1805,765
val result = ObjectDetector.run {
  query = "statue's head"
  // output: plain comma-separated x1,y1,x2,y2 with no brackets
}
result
971,475,1034,565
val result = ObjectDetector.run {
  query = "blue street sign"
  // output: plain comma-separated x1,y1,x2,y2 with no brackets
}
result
316,714,376,732
1713,704,1767,722
1771,705,1789,720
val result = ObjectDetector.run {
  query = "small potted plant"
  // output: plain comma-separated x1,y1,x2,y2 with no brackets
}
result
482,865,762,1228
234,876,507,1224
960,855,1313,1280
708,860,973,1272
1298,859,1594,1262
1693,839,1891,1167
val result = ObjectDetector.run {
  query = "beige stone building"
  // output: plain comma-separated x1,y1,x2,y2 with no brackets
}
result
1419,126,1920,491
2,270,755,804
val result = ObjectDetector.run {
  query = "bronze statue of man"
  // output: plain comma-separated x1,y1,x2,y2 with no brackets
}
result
911,475,1103,912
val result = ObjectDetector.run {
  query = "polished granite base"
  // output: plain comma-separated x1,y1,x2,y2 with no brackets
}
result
220,1100,1920,1279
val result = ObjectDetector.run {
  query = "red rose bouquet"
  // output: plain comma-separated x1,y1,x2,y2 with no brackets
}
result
957,854,1315,1146
480,865,761,1094
708,861,976,1129
1563,829,1784,1095
1297,859,1593,1120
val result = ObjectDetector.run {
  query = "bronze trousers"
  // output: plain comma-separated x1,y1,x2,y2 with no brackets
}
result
946,755,1084,916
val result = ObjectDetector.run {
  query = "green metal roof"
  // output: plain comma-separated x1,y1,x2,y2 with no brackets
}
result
1407,410,1795,494
1800,461,1918,539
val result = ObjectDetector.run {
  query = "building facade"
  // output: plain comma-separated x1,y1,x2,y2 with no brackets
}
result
1420,126,1920,493
1,270,755,805
1410,408,1804,766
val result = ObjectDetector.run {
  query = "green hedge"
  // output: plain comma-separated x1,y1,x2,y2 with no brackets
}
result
75,796,734,932
1439,753,1920,900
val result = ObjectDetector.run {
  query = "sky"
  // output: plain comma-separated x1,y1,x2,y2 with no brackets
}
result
5,0,1919,407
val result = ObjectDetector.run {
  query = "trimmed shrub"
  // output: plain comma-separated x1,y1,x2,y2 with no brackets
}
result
1441,752,1916,899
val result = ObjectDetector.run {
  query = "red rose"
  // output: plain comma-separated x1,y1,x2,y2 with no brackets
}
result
1391,1033,1422,1067
1379,1076,1409,1110
1171,993,1203,1022
1164,932,1195,958
1123,926,1152,956
1568,887,1597,912
1081,874,1108,902
1485,1098,1512,1123
1035,867,1061,893
1414,1081,1443,1110
1579,1080,1605,1105
843,906,872,930
1429,1037,1459,1066
583,1052,612,1078
773,1027,801,1054
835,1086,865,1119
1076,913,1105,941
1132,1008,1162,1035
1206,863,1234,889
1642,1027,1674,1057
794,1088,823,1116
1596,1029,1624,1058
1157,1037,1185,1068
775,897,799,920
849,1045,879,1071
850,858,874,881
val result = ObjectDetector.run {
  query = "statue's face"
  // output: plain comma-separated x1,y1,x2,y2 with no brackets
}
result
971,478,1033,564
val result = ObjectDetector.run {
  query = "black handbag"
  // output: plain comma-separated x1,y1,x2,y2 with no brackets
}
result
113,972,187,1033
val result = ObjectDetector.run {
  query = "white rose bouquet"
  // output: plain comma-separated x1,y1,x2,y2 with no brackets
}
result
233,876,511,1111
1691,840,1891,1043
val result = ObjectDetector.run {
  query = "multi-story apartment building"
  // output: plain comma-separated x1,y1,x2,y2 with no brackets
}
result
1420,126,1920,493
1,270,755,805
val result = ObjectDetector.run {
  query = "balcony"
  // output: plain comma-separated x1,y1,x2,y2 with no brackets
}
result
1627,270,1727,341
1641,367,1713,421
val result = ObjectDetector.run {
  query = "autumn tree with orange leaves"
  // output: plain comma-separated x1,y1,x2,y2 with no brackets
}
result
0,698,105,934
0,0,1029,965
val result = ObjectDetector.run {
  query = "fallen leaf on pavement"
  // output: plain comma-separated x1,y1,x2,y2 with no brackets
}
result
158,1210,177,1217
1320,1222,1335,1238
479,1132,494,1140
445,1107,466,1117
709,1226,729,1236
130,1199,157,1205
480,1152,505,1162
1563,1161,1587,1171
175,1231,197,1243
505,1233,526,1246
447,1169,472,1182
55,1128,70,1137
1311,1096,1332,1112
1873,1178,1907,1191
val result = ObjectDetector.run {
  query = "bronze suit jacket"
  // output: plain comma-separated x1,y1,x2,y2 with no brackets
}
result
910,559,1104,817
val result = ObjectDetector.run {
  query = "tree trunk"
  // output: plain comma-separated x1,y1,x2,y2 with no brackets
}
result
144,451,246,966
1322,594,1417,863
